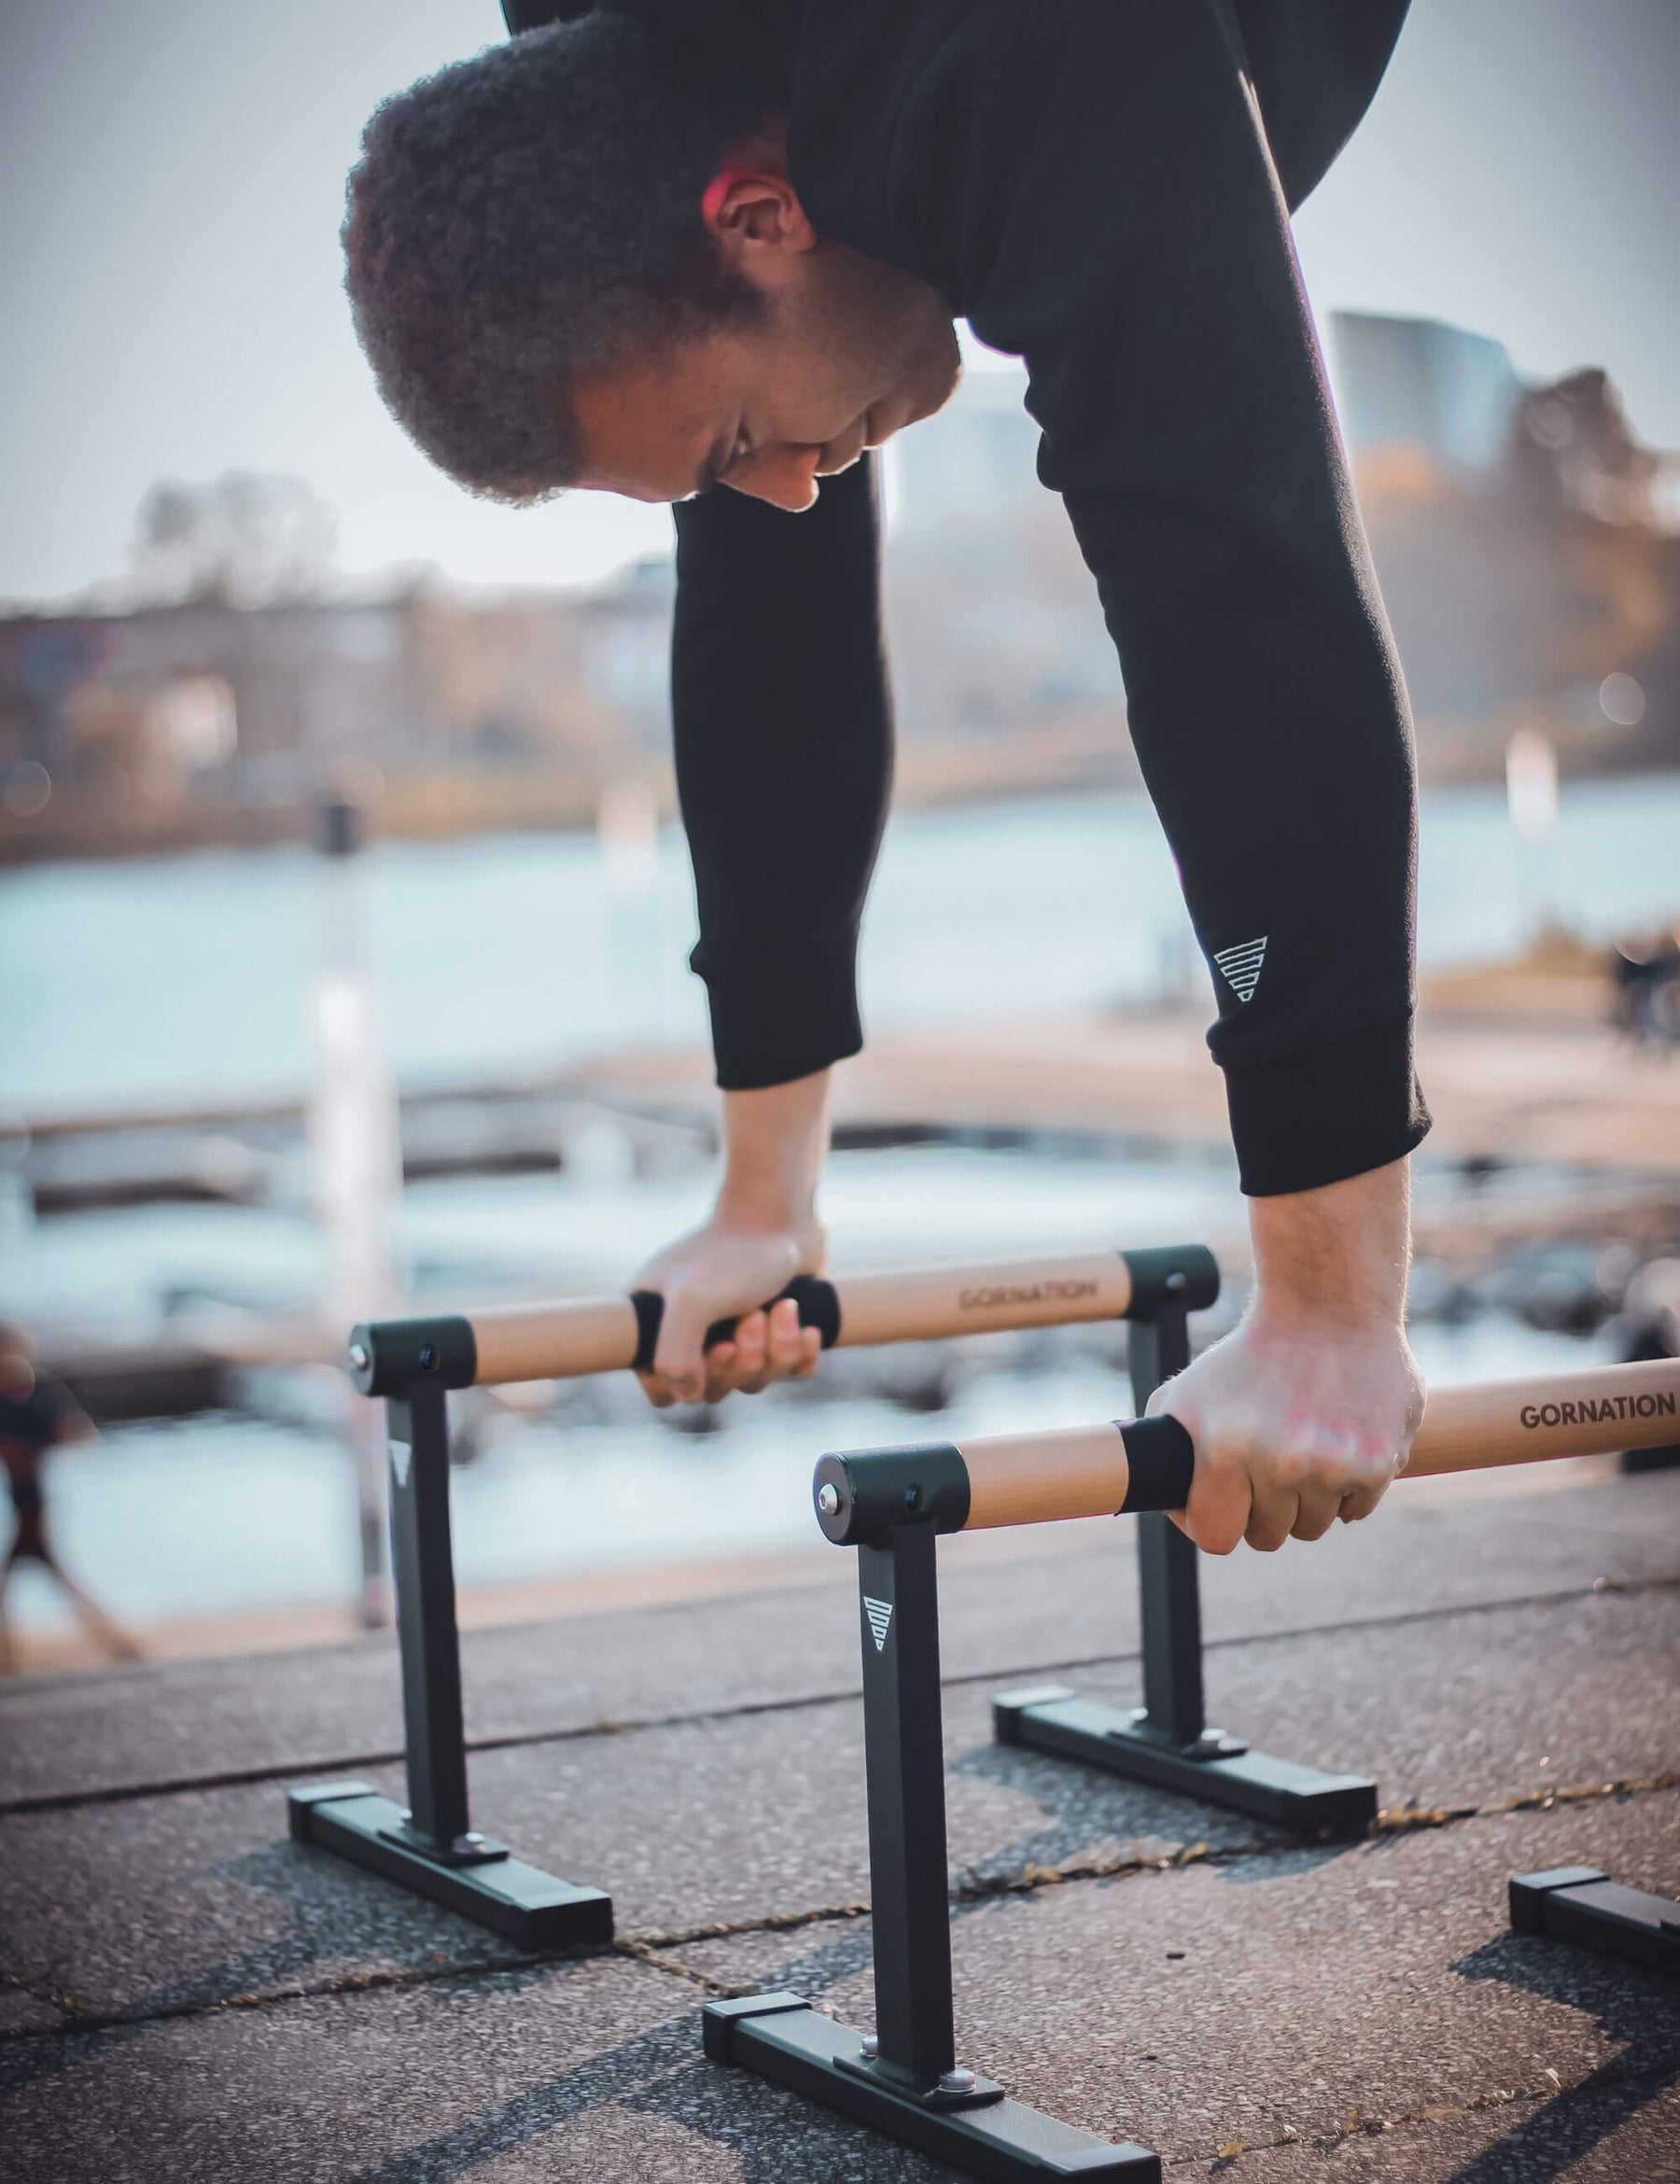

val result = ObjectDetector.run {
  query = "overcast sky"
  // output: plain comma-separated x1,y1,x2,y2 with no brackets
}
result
3,0,1675,607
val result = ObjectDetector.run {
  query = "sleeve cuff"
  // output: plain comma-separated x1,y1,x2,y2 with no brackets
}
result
695,935,864,1091
1221,1015,1432,1197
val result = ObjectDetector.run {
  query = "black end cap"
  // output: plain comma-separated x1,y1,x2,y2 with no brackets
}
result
1510,1867,1608,1933
346,1314,477,1397
1117,1414,1196,1511
701,1992,811,2064
629,1290,664,1376
781,1272,842,1349
813,1442,969,1547
992,1685,1076,1744
1120,1244,1220,1320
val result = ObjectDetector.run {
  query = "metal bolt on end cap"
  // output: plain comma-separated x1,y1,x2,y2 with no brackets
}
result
860,2035,879,2059
939,2067,977,2095
348,1342,371,1372
816,1483,841,1518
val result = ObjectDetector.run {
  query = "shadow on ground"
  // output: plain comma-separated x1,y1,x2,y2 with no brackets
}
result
1439,1928,1680,2181
0,1835,522,2093
347,1980,962,2184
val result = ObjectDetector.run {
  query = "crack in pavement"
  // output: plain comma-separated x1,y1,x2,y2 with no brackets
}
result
591,1774,1680,1992
1371,1768,1679,1834
4,1573,1673,1821
2,1772,1673,2043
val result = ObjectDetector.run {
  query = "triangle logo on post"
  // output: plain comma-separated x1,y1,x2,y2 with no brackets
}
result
1213,935,1267,1004
388,1439,413,1491
862,1595,894,1653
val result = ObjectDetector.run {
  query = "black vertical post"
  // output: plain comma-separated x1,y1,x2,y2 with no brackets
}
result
857,1522,957,2089
1129,1309,1206,1748
385,1383,472,1852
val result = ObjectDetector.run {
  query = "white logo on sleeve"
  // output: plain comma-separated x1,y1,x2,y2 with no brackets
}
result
862,1595,894,1652
388,1439,413,1490
1213,935,1267,1003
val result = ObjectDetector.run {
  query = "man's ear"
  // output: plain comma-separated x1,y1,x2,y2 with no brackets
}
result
701,168,817,265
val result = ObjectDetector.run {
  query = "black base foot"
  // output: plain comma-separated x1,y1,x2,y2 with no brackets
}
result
1511,1867,1680,1978
993,1686,1377,1839
287,1781,613,1949
703,1994,1159,2182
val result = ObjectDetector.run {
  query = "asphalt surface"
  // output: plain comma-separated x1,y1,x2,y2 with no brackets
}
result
2,1463,1676,2182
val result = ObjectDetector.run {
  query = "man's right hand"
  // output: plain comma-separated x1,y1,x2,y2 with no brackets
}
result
632,1068,833,1407
632,1214,827,1406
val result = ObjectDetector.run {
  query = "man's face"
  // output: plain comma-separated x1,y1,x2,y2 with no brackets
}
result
571,186,961,511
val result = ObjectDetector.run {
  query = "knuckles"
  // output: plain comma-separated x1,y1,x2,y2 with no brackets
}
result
1208,1426,1398,1496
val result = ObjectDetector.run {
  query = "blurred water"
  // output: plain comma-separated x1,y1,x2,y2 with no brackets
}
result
2,1137,1629,1637
3,777,1673,1638
3,773,1677,1116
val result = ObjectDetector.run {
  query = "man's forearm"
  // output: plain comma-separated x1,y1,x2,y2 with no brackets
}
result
1248,1157,1411,1332
674,457,891,1096
717,1068,832,1233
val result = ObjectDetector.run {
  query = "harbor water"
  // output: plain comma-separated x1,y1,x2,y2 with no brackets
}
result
2,776,1674,1641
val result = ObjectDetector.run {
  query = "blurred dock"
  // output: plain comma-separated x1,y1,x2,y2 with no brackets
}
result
569,1003,1680,1218
18,997,1680,1191
10,1000,1675,1423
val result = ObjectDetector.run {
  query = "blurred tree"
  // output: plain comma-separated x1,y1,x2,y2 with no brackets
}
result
1507,373,1671,702
1355,366,1677,767
1511,368,1662,530
130,471,337,607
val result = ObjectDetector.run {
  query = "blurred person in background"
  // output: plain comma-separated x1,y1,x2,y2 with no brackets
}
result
343,0,1431,1560
1611,926,1680,1046
0,1323,139,1673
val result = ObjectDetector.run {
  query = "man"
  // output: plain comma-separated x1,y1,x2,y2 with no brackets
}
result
344,0,1430,1557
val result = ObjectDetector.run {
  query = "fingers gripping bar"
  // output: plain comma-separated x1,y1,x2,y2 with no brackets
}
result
811,1358,1680,1546
346,1244,1219,1395
628,1274,841,1376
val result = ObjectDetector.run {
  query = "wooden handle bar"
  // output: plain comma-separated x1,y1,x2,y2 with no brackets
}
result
348,1244,1219,1394
812,1358,1680,1543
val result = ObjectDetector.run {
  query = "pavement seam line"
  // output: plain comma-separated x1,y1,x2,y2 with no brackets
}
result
2,1773,1673,2048
4,1572,1673,1819
611,1936,763,1998
0,1945,559,2042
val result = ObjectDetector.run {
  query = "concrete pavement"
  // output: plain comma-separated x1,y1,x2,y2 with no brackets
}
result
2,1464,1676,2181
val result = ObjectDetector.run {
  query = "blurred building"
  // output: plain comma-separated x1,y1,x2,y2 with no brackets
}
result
1331,312,1523,480
884,371,1130,778
5,322,1675,863
0,581,665,860
1333,312,1679,777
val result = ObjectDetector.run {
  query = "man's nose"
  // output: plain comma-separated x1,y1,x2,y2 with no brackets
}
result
725,443,823,512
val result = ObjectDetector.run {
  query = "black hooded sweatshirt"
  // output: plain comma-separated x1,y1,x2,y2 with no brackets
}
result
505,0,1429,1197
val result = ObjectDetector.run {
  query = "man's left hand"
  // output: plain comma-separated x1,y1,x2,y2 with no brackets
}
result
1149,1157,1425,1553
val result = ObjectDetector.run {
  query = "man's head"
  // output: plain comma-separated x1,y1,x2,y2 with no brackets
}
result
343,17,959,512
